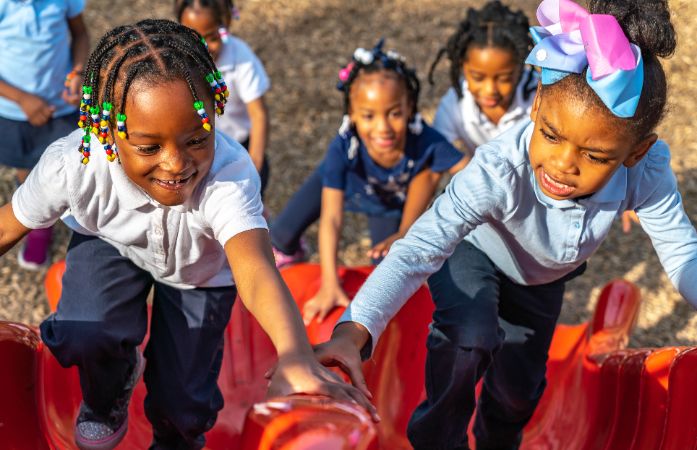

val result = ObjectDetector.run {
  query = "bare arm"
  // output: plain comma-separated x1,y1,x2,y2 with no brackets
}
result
68,14,89,73
225,228,313,358
0,81,54,126
0,203,31,256
368,168,442,259
303,187,350,323
63,14,89,106
224,228,378,418
245,97,269,173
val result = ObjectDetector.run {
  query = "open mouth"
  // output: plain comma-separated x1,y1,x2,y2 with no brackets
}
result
539,169,576,197
153,173,195,191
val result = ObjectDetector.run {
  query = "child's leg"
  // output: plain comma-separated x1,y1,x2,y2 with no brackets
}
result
39,233,151,416
144,283,236,448
269,164,323,254
473,265,585,450
367,215,401,264
407,241,503,450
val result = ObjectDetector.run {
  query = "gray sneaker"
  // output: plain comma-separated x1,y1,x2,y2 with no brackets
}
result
75,351,145,450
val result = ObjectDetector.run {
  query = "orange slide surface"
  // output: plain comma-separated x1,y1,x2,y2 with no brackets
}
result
1,262,696,449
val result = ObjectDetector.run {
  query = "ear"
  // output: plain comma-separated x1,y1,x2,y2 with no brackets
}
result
530,81,543,122
624,133,658,168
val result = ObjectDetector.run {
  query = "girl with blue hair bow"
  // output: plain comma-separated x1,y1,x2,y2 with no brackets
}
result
314,0,697,448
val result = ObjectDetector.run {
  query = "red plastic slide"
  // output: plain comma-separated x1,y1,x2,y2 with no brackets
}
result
0,262,695,449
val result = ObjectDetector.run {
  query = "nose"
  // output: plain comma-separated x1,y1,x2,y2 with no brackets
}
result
550,145,578,174
483,78,497,96
161,146,192,174
376,115,392,133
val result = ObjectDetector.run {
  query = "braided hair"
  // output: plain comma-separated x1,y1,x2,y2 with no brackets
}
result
337,39,420,119
174,0,236,25
76,19,229,164
428,0,531,98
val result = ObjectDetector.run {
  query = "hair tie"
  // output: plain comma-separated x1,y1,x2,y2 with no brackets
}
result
524,0,643,117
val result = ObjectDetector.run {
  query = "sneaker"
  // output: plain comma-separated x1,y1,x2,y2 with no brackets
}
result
272,240,307,269
75,351,145,450
17,227,52,270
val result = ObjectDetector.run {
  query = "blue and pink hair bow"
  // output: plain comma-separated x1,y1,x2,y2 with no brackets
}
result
525,0,644,118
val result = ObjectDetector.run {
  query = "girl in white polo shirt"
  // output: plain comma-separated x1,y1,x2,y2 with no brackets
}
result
429,1,537,163
0,19,373,450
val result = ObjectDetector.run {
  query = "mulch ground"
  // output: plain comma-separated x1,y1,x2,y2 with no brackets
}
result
1,0,695,347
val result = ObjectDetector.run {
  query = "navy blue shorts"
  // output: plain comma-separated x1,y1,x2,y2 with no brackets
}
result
0,112,77,169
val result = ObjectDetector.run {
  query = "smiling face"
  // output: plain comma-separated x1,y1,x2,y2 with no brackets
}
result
180,6,223,60
114,78,215,206
528,84,656,200
348,70,412,167
462,46,521,121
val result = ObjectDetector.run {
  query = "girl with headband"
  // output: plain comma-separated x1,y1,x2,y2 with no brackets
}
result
315,1,697,448
270,39,466,324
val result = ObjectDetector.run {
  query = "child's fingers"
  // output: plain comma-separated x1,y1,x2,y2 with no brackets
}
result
264,363,277,379
339,384,380,422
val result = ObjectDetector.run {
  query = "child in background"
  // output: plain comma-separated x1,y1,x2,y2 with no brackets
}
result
316,1,697,449
176,0,271,196
429,0,537,163
270,40,466,324
0,19,373,450
0,0,88,269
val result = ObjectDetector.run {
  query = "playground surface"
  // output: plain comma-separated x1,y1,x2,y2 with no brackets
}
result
1,0,696,348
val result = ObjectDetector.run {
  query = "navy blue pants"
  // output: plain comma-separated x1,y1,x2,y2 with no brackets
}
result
0,113,77,169
269,164,401,258
408,241,585,450
40,233,236,449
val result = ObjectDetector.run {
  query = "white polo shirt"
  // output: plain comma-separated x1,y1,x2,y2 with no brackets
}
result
432,68,539,152
215,36,270,143
12,129,267,289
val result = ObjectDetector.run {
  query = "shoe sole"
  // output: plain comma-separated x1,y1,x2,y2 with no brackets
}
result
75,351,145,450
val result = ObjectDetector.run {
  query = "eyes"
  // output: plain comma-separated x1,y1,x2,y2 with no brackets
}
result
539,128,611,165
134,134,211,156
359,109,404,121
468,73,515,84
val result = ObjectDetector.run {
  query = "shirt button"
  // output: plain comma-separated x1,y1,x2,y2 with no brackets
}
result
574,222,581,229
536,49,548,62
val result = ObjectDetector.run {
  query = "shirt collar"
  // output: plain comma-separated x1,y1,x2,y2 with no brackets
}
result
110,163,152,210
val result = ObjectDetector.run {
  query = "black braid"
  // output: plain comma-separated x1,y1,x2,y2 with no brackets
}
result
337,41,421,117
77,18,227,159
428,0,532,98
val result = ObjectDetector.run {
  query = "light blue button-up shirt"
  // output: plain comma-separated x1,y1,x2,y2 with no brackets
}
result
0,0,84,120
340,120,697,354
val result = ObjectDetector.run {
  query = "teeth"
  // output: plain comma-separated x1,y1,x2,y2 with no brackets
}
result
544,172,571,189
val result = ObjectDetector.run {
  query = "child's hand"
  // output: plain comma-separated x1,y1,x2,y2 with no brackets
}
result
267,352,379,421
367,232,402,260
19,94,55,127
622,210,641,233
314,335,371,402
62,72,83,106
303,283,350,325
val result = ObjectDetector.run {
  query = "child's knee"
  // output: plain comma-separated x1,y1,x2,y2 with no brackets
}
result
40,316,141,367
429,319,503,352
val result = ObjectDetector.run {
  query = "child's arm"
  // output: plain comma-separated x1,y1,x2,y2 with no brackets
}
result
62,13,89,106
245,97,269,173
0,203,31,256
224,228,378,418
632,147,697,306
369,168,441,260
0,81,55,126
303,187,350,324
